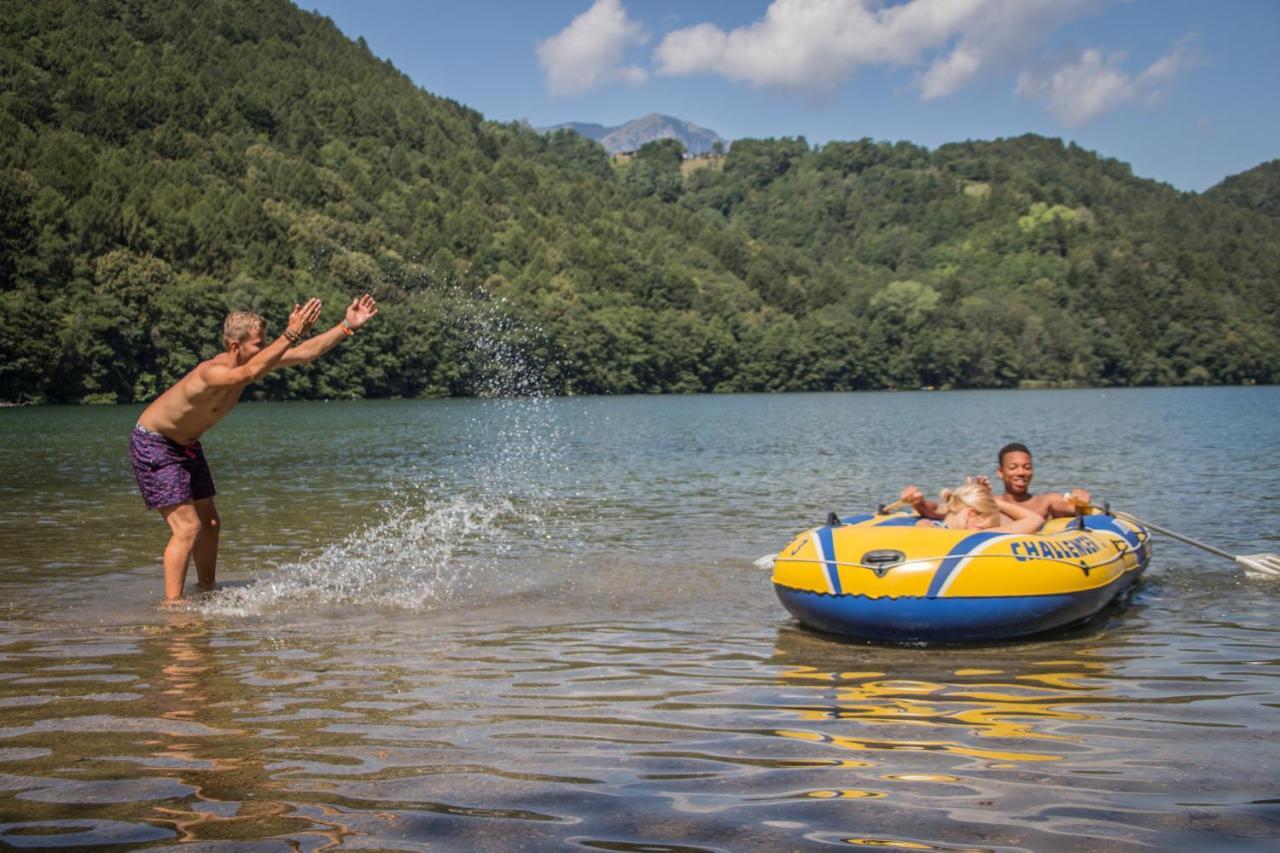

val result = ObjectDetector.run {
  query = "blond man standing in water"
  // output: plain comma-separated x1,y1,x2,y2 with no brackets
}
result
129,294,378,602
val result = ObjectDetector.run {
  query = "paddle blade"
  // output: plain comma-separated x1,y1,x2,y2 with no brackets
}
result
1237,553,1280,578
753,553,777,570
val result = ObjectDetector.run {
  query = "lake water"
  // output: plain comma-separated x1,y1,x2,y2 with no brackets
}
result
1,388,1278,850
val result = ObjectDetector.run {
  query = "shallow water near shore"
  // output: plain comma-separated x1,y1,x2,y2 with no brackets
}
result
1,388,1278,850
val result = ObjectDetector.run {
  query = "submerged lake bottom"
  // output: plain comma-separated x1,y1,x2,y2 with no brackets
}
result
1,388,1278,849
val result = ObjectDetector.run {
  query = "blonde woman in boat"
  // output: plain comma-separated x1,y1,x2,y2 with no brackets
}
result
901,481,1044,534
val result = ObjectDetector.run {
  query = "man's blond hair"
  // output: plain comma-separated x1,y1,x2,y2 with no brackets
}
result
223,311,266,348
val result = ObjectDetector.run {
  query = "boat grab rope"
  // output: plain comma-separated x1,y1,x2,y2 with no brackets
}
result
775,546,1140,577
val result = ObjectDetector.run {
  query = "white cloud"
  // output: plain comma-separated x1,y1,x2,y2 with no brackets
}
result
653,0,1099,96
919,45,981,100
537,0,648,96
1015,49,1132,126
1016,37,1203,126
538,0,1204,126
1136,35,1204,106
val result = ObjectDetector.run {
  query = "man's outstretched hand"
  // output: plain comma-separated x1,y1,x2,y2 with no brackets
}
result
288,298,323,336
345,294,378,330
966,474,993,492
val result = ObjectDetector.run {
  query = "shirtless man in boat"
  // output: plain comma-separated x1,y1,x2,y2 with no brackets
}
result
991,442,1091,519
129,294,378,602
902,442,1091,523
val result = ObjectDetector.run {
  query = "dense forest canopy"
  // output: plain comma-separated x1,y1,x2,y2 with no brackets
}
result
2,0,1278,403
1204,160,1280,221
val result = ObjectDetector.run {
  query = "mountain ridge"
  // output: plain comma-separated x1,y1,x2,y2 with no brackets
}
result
1203,159,1280,219
540,113,727,155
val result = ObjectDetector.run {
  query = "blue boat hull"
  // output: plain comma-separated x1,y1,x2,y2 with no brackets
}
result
774,569,1143,643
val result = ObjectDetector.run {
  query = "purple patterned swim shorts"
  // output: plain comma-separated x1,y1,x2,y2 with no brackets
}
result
128,424,216,510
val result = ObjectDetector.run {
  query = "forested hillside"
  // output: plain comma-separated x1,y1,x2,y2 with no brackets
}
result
1204,160,1280,220
675,136,1280,388
2,0,1277,403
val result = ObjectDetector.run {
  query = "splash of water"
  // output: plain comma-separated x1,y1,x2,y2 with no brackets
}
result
203,286,582,616
201,494,524,616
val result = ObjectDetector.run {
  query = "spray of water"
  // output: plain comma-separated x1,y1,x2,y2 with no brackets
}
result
202,284,581,617
202,493,519,616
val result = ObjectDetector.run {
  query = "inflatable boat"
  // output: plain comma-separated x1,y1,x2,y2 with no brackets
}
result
770,509,1150,643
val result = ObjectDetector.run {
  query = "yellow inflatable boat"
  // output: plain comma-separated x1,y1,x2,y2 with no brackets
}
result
771,509,1151,643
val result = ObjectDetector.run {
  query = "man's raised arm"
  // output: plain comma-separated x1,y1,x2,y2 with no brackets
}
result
205,299,322,387
278,294,378,367
1043,487,1092,518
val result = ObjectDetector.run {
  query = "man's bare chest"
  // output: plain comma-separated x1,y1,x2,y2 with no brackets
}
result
208,386,245,417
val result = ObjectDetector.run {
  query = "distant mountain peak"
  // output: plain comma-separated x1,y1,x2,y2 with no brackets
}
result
539,114,727,156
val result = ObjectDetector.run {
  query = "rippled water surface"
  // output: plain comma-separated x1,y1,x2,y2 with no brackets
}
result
2,388,1278,850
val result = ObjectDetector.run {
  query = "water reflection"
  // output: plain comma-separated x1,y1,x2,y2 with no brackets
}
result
772,627,1111,747
1,608,1278,849
763,627,1146,846
146,614,357,848
0,616,354,849
0,626,180,847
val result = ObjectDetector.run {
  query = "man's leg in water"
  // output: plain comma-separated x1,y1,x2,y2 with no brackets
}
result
192,497,220,592
159,502,201,601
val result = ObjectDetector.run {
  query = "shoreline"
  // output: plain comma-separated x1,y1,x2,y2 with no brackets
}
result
1,380,1271,408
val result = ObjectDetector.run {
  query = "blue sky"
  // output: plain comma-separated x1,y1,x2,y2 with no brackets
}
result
300,1,1278,191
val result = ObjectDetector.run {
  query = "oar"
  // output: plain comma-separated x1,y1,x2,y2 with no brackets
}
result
752,499,912,569
875,498,911,516
752,552,779,570
1103,508,1280,578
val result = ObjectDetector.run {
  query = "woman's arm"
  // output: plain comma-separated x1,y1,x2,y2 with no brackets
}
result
901,484,943,519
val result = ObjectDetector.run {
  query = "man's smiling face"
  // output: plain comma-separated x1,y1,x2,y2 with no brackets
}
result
998,450,1033,498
